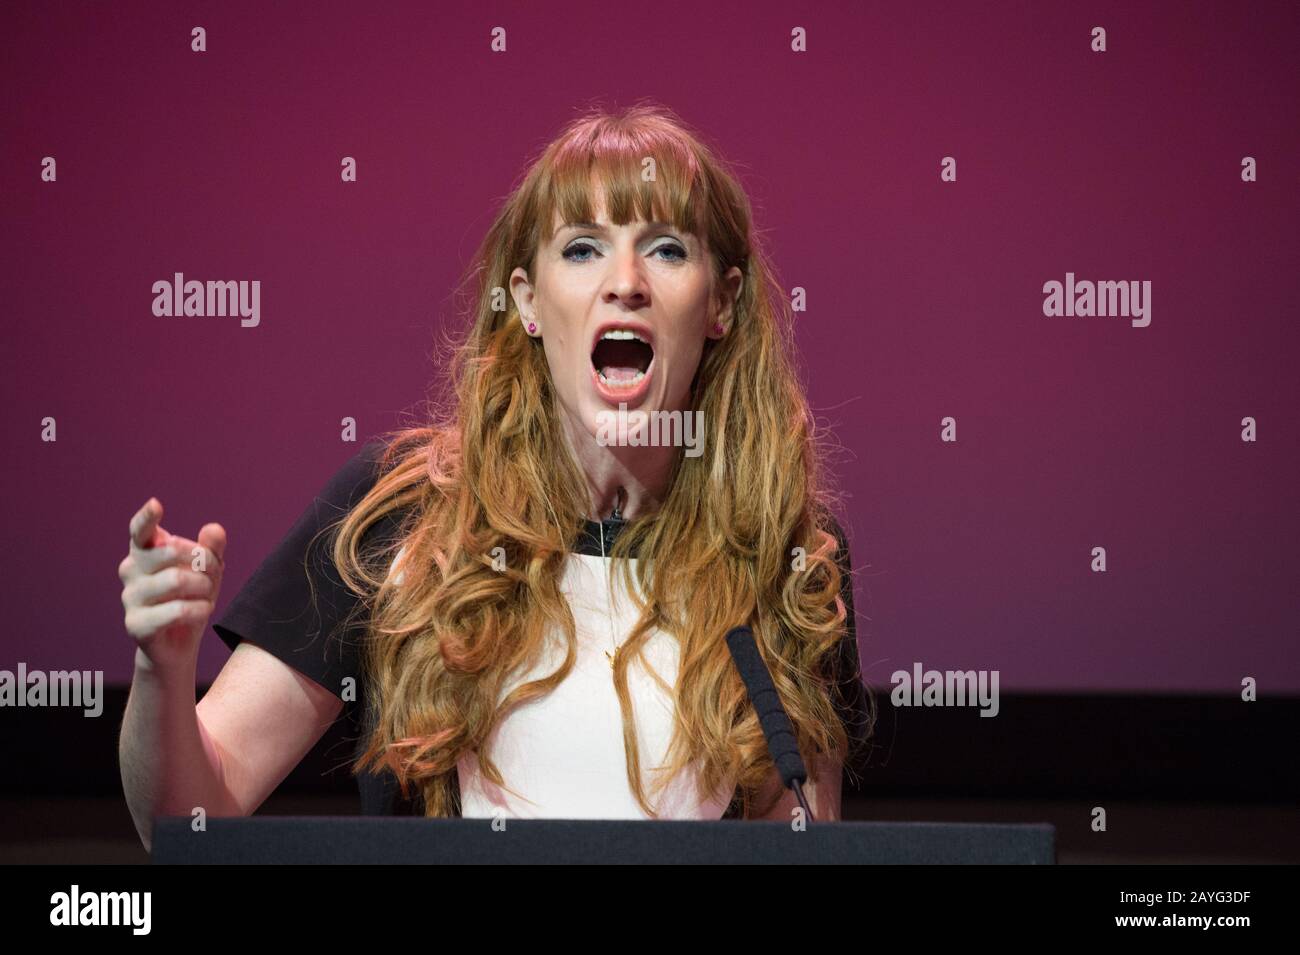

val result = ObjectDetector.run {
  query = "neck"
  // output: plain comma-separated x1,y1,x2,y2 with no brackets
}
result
559,410,678,522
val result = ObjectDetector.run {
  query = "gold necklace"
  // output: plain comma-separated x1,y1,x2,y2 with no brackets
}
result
599,490,626,671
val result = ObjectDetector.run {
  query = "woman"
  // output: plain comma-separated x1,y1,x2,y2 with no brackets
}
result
118,104,874,845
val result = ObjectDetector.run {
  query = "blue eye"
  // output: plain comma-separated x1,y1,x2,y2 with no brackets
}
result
561,239,688,263
654,242,688,262
562,241,598,262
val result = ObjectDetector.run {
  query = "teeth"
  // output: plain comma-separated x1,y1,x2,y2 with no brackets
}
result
599,329,650,344
597,369,647,388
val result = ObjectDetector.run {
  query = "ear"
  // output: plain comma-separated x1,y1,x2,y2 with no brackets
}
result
706,266,744,340
509,267,539,335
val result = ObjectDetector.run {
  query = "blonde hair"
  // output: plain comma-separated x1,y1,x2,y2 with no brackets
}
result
327,102,874,817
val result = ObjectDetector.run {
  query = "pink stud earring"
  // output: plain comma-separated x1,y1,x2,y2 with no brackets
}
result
527,322,537,334
713,322,725,334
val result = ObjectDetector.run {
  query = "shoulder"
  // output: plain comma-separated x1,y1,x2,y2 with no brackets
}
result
313,438,392,511
211,438,400,642
302,437,418,553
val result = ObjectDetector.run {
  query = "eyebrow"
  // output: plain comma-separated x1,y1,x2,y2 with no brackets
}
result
558,220,682,233
555,221,696,244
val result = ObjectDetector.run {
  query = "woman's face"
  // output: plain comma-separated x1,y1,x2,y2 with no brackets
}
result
510,197,743,446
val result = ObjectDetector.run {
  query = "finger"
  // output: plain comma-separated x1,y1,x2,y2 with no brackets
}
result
128,540,187,576
120,541,180,582
124,566,216,608
125,599,212,640
197,523,227,570
129,498,165,550
140,534,225,589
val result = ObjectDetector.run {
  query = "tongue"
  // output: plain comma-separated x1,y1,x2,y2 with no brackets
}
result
591,338,652,382
600,365,641,383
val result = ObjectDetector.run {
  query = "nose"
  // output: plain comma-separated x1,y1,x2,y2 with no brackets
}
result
601,240,650,308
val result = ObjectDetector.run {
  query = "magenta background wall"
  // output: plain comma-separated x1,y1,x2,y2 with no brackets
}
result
3,1,1297,693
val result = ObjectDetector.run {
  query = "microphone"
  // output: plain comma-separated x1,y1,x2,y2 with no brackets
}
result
724,626,814,821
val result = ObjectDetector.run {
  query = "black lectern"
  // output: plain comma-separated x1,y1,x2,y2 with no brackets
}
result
152,817,1056,864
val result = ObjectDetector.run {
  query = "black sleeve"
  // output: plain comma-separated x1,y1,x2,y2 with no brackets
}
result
211,439,393,703
824,514,874,780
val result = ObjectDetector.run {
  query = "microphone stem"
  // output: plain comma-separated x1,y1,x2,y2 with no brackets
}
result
791,779,815,821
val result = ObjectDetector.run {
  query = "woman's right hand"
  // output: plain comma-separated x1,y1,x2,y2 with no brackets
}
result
119,498,227,671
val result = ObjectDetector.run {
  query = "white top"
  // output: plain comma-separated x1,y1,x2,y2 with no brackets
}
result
389,545,734,820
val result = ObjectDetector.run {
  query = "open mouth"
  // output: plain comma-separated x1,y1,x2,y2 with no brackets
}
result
591,329,655,388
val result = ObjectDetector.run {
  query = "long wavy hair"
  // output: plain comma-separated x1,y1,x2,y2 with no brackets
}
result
325,102,871,818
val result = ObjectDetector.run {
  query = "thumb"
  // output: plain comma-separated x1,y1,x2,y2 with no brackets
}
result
197,523,228,568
